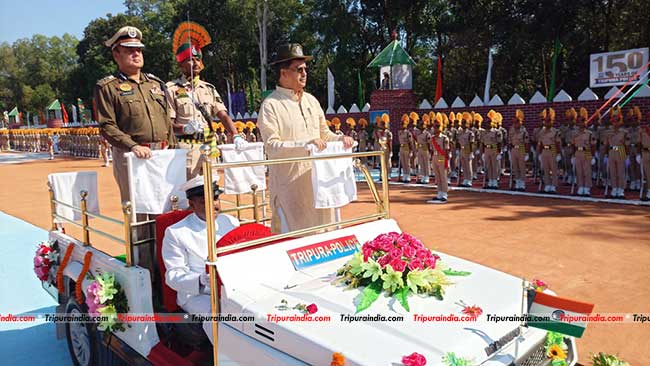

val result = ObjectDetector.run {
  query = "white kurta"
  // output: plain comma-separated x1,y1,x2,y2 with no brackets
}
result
257,86,343,233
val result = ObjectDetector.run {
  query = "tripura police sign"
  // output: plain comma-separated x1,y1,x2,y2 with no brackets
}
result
589,47,649,88
286,235,359,270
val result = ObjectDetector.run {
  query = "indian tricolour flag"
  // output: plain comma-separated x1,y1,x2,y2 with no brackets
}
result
528,291,595,338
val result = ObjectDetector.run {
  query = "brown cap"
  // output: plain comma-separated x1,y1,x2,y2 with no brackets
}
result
105,26,144,49
269,43,312,65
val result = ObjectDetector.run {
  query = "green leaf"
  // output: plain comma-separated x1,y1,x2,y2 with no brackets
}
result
355,281,382,313
395,286,410,312
443,269,471,276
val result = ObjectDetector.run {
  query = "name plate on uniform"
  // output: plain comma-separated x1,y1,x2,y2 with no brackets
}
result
287,235,359,270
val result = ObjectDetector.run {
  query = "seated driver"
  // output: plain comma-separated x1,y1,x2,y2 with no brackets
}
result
162,174,239,344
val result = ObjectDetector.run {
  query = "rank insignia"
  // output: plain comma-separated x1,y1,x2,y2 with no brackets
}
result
150,86,164,96
119,83,132,92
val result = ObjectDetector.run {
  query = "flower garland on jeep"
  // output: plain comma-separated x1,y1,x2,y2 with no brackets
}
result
334,232,470,313
85,272,130,332
33,240,59,281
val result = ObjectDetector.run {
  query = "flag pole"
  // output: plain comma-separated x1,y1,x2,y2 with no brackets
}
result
515,277,528,360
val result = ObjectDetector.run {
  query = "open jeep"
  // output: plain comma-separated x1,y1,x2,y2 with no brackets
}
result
38,144,578,366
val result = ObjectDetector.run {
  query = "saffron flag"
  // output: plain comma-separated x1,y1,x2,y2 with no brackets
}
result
61,102,69,123
528,290,594,338
434,55,443,103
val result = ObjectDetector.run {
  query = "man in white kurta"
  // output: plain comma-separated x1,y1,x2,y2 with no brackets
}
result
162,175,239,344
257,43,354,233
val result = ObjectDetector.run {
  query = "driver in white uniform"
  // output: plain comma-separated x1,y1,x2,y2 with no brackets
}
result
162,174,239,344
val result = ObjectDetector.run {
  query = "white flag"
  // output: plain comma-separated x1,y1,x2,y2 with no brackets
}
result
327,68,335,110
483,49,493,104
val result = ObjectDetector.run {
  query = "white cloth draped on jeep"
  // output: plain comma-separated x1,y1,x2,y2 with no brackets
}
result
219,142,266,194
48,171,100,222
306,141,357,208
126,149,188,214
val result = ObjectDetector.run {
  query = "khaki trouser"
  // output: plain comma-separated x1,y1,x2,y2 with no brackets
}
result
575,150,592,188
179,141,203,178
540,149,559,186
628,145,640,183
460,149,473,181
608,149,626,189
484,147,499,181
511,146,527,181
642,151,650,191
432,155,448,192
417,148,430,178
399,147,411,179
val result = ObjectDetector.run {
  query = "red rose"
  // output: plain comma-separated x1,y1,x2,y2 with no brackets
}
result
306,303,318,314
402,352,427,366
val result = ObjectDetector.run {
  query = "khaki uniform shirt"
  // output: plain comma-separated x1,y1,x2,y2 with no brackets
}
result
641,127,650,149
508,126,529,147
166,77,227,130
456,128,475,154
538,127,560,152
481,129,501,148
572,129,596,151
94,72,175,150
257,86,342,233
398,129,413,151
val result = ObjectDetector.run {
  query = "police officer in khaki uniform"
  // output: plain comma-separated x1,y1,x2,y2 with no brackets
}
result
345,118,358,151
472,112,484,180
431,113,450,201
397,114,414,182
166,22,244,177
537,108,562,193
414,117,432,183
605,107,630,198
596,112,613,187
482,110,503,189
95,25,176,203
571,108,596,196
357,118,369,165
447,112,459,180
457,112,475,187
640,112,650,201
508,109,529,191
626,107,641,191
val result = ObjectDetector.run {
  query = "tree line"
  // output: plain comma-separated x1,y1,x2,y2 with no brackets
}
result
1,0,648,118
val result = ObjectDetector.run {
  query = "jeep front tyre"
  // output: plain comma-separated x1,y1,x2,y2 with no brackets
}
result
65,296,97,366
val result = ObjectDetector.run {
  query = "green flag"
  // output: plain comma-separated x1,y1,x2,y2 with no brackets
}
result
357,70,365,108
548,38,562,102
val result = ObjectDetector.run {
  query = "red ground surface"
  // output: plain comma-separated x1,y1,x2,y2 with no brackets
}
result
2,152,648,364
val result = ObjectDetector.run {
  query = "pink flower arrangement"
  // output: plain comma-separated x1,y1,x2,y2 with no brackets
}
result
531,279,548,292
86,281,103,316
402,352,427,366
362,232,439,271
33,242,55,281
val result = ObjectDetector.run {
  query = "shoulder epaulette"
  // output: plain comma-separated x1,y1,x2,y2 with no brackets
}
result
96,75,116,87
146,73,163,83
203,81,216,89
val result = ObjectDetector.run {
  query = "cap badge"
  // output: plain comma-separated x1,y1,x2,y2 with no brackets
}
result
127,27,137,38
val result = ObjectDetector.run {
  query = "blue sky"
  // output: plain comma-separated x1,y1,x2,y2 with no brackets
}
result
0,0,126,44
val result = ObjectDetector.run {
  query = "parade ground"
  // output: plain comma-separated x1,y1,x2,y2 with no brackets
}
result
1,152,649,365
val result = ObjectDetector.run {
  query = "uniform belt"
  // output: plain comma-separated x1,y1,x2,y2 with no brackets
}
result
610,146,623,151
485,144,497,149
513,145,521,149
140,141,168,150
630,143,637,147
577,147,586,151
543,145,552,150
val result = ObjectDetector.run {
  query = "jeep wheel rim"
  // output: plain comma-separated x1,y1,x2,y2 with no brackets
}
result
69,307,91,366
